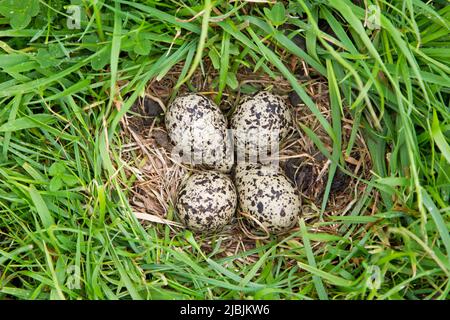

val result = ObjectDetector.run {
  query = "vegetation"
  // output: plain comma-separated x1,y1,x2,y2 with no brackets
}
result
0,0,449,299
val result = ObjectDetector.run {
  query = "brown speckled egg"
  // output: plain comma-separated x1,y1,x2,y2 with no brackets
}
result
231,91,292,158
176,171,237,233
234,163,300,234
165,93,233,172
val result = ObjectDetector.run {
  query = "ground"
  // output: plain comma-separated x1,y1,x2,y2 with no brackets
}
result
0,0,449,300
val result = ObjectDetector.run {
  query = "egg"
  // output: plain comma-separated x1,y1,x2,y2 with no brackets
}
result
234,163,300,234
165,93,233,172
231,91,292,159
176,171,237,233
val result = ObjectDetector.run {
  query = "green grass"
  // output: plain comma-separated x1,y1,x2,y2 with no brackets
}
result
0,0,449,300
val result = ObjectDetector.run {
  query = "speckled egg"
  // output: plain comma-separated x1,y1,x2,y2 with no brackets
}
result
165,93,233,172
234,163,300,234
176,171,237,233
231,91,292,158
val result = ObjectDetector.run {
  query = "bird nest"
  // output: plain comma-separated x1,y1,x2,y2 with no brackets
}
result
118,63,373,259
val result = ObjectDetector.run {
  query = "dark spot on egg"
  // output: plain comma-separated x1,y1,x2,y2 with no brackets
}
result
257,202,264,213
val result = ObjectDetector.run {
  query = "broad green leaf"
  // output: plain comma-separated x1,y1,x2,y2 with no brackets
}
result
49,176,63,192
265,3,286,27
226,72,239,90
91,46,111,71
61,174,78,187
48,162,66,176
133,32,152,56
0,0,40,29
35,44,65,68
208,48,220,70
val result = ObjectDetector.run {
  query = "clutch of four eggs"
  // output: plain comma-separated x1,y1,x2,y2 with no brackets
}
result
165,92,300,234
165,91,293,171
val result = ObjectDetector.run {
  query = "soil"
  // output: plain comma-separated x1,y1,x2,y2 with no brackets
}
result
282,153,351,202
288,90,303,107
129,95,164,131
283,157,315,194
328,169,351,195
